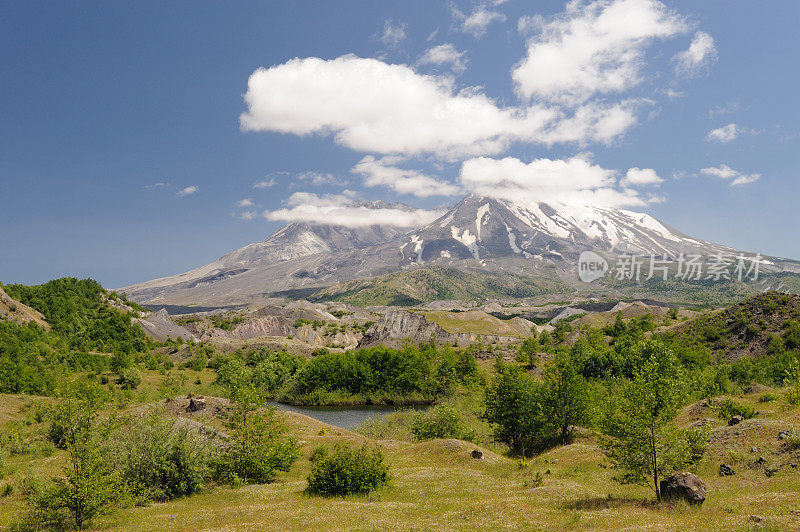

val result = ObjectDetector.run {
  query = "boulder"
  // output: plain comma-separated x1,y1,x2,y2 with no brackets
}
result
778,430,790,440
471,449,483,460
660,472,706,505
728,415,743,426
719,464,735,476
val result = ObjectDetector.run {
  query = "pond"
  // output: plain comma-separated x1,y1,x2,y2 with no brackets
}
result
265,401,428,431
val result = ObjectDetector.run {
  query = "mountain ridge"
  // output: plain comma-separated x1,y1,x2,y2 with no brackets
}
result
119,194,800,307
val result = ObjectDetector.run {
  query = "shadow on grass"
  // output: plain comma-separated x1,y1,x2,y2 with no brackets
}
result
563,494,656,511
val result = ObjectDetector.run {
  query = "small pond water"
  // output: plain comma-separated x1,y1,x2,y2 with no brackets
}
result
265,401,428,431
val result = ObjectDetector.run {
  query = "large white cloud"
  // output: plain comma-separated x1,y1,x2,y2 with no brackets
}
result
264,192,445,228
352,155,462,197
239,55,640,160
458,155,660,207
512,0,688,105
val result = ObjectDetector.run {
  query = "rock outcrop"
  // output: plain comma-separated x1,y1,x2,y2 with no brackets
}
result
358,310,527,348
135,309,196,342
660,472,706,505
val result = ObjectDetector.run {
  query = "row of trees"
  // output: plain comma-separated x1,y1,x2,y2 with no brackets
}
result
487,339,708,501
212,343,481,405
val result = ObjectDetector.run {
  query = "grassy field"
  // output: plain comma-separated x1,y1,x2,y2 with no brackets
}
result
2,386,800,531
415,310,530,338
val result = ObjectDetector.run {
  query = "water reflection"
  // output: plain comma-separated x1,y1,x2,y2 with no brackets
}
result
265,401,428,430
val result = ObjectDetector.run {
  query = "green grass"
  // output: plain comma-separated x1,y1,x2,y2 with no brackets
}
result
3,385,800,530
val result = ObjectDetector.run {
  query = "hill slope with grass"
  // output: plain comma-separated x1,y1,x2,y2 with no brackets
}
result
309,265,571,306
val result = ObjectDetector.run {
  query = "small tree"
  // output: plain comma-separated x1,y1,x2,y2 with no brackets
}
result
600,341,696,501
216,389,299,484
484,364,554,456
25,400,119,529
543,352,590,445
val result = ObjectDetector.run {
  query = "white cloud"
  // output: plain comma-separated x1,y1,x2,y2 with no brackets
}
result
673,31,717,77
512,0,688,105
377,19,407,48
352,155,462,197
451,3,507,38
144,182,170,190
297,171,341,185
700,164,760,186
253,177,276,189
264,192,445,228
458,155,660,207
705,123,760,143
177,186,198,196
621,167,663,186
417,43,468,74
706,123,739,143
240,55,641,160
236,198,254,207
233,211,258,221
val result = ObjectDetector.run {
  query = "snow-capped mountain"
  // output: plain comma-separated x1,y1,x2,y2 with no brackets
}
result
399,194,735,265
119,194,794,307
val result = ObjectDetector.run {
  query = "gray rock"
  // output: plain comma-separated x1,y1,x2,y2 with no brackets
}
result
747,515,763,523
471,449,483,460
719,464,735,476
728,415,743,426
660,472,706,505
778,430,790,440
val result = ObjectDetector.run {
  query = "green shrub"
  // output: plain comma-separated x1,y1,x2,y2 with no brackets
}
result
109,410,217,501
787,387,800,407
306,444,390,496
411,404,475,442
117,367,142,390
216,405,300,485
714,398,757,420
758,393,779,403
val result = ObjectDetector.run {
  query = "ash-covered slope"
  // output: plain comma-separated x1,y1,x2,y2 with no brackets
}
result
120,201,413,305
120,194,798,307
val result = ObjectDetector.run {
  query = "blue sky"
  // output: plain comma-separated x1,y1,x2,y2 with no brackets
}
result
1,0,798,288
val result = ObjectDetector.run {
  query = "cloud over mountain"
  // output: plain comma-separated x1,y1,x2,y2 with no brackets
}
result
263,192,445,227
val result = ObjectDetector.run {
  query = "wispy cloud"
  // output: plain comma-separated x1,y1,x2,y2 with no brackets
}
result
177,186,198,196
709,101,739,119
236,198,254,207
451,2,506,38
705,123,760,143
417,43,468,74
297,171,341,186
143,182,170,190
700,164,760,186
376,19,407,48
673,31,717,78
253,177,276,189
